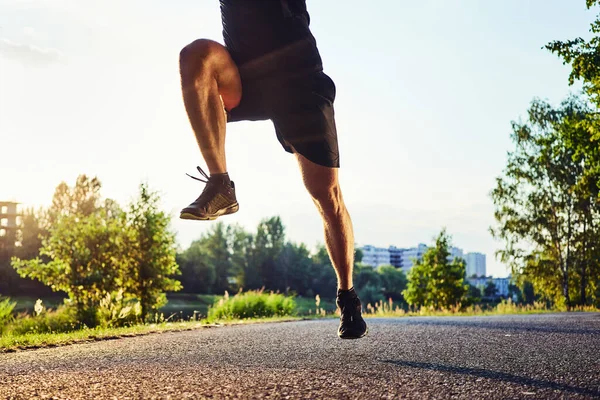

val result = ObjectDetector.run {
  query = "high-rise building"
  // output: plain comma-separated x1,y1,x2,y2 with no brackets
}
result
465,252,486,277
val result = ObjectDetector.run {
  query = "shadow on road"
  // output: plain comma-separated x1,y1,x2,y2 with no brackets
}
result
382,359,599,397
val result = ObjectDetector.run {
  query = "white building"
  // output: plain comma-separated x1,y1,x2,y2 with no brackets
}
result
362,243,466,273
399,243,428,273
361,245,391,268
465,252,486,277
467,276,510,298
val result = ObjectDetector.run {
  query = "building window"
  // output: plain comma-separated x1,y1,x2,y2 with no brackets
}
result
0,219,7,227
0,206,6,214
0,229,5,236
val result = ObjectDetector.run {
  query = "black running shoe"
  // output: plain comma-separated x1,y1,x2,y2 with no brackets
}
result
337,288,368,339
180,166,239,221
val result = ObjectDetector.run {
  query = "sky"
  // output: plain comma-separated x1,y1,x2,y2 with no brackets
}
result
0,0,596,277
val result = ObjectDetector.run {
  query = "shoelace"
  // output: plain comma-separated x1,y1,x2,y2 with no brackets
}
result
186,166,210,183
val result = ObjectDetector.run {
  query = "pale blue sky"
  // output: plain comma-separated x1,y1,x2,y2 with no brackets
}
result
0,0,595,277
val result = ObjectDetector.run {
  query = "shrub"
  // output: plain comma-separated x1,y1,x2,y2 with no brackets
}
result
206,290,296,322
97,289,142,328
0,297,16,332
7,302,78,335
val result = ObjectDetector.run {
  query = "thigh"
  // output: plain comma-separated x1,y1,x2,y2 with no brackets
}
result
271,72,339,168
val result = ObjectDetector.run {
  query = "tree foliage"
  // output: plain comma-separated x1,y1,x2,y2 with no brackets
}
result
11,176,182,325
125,183,181,321
402,230,468,309
490,98,600,307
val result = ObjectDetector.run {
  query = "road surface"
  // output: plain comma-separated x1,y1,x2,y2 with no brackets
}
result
1,313,599,399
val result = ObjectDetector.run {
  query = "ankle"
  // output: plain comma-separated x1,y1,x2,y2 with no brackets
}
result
210,172,231,184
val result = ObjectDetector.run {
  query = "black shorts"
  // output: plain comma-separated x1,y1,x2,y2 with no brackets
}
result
227,60,340,168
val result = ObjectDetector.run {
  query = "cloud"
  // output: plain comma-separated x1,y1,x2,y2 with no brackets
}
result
0,38,62,65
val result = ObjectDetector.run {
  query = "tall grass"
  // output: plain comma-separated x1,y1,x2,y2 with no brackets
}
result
206,290,296,322
360,297,598,317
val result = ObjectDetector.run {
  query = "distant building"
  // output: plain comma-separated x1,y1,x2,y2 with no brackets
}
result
361,245,391,268
493,277,510,297
360,243,465,273
467,276,510,298
398,243,428,273
0,201,20,246
388,246,405,268
465,252,486,277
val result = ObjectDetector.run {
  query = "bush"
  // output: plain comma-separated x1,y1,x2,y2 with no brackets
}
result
0,297,16,332
97,289,142,328
7,302,78,335
206,290,296,321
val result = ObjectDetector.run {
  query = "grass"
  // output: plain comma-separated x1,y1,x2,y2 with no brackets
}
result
360,298,599,318
3,294,597,353
0,316,305,353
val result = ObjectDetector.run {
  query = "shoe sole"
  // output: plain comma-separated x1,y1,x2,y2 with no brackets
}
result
338,327,369,340
179,203,239,221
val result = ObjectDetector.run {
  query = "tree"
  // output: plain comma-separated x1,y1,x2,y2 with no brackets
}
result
46,175,102,225
309,244,338,299
125,183,182,321
177,242,216,294
491,97,600,307
227,224,256,290
276,242,312,295
484,280,498,299
546,0,600,107
545,0,600,307
253,216,286,289
377,265,407,301
402,230,468,309
467,284,482,304
12,210,130,326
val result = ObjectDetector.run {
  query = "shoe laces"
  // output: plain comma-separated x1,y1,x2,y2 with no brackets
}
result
186,166,210,183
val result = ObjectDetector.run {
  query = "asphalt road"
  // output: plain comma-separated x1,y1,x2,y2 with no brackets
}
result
1,313,599,399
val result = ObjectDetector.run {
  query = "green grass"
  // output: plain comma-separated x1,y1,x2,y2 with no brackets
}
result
0,317,305,352
3,294,597,353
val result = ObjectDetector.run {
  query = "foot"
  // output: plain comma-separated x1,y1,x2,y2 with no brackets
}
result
180,166,239,221
337,288,368,339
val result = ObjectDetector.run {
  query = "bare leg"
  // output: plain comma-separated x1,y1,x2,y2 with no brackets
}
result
296,154,354,290
179,39,242,174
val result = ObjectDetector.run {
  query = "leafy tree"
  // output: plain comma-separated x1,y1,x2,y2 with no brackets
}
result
276,242,312,295
377,265,407,301
309,244,338,299
254,216,286,289
545,0,600,306
47,175,102,225
491,97,600,307
125,183,181,321
467,284,482,303
403,230,468,309
546,0,600,106
484,280,498,298
177,243,216,294
12,210,130,326
227,224,257,290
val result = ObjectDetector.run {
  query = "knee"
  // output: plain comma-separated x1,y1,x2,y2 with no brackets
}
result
308,182,344,216
179,39,220,80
